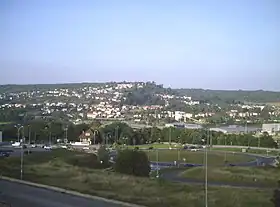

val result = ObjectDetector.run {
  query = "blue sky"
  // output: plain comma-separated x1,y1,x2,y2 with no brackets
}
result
1,0,279,90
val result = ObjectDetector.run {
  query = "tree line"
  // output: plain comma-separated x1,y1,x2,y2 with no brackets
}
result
0,120,278,148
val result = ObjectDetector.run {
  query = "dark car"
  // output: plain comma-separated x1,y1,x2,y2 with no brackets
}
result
183,146,189,150
0,152,10,157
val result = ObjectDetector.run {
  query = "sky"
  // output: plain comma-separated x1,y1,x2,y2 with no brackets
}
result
0,0,279,90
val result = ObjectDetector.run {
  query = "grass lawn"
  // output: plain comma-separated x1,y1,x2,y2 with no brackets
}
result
146,150,254,165
0,121,13,125
181,166,280,188
212,147,280,156
0,149,276,207
126,143,182,149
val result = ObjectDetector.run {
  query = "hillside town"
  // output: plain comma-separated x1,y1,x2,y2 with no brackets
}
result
1,82,280,129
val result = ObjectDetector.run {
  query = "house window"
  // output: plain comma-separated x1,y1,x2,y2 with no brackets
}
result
85,133,90,136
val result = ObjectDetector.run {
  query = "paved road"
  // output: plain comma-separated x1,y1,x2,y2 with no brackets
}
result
0,180,129,207
160,156,277,189
160,167,274,189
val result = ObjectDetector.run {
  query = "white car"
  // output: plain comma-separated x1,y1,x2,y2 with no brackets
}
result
12,142,21,147
190,148,199,152
44,146,52,150
31,144,37,148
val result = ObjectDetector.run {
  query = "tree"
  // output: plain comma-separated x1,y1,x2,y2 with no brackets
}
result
271,180,280,207
97,145,110,166
114,149,150,177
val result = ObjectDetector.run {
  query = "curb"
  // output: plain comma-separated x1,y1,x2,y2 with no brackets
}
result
0,176,145,207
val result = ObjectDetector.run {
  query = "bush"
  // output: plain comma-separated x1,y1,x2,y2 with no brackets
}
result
114,149,151,177
97,145,110,165
271,180,280,207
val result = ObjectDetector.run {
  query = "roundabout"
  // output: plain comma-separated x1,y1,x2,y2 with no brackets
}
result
109,148,279,188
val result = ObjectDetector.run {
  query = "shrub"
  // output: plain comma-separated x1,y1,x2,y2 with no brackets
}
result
271,180,280,207
97,145,110,165
114,149,150,177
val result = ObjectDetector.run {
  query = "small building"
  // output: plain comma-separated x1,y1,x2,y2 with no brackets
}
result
78,129,94,145
262,123,280,135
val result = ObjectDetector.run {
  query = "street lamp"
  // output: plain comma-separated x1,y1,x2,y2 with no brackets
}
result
93,130,98,145
14,125,23,142
28,125,31,145
205,130,209,207
64,125,68,143
45,126,52,145
14,124,24,180
224,136,227,162
156,149,159,178
202,129,209,207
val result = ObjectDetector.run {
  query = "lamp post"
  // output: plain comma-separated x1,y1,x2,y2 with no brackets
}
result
28,125,31,145
224,136,227,162
202,129,209,207
64,125,68,143
14,125,23,142
156,149,159,178
205,129,209,207
93,130,98,145
45,125,51,145
14,124,24,180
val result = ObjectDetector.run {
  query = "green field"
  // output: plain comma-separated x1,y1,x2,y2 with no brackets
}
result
0,121,13,125
127,143,180,149
0,149,276,207
146,149,254,165
212,147,280,156
181,166,280,188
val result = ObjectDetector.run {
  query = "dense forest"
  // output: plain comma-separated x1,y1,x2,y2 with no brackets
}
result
174,89,280,103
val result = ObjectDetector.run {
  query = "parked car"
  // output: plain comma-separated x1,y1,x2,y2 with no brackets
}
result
31,144,37,148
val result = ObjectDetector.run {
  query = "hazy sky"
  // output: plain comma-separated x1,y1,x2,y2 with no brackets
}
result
1,0,279,90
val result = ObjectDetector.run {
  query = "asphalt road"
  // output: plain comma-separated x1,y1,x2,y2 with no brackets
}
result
0,180,129,207
160,156,277,189
160,168,274,189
